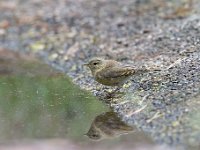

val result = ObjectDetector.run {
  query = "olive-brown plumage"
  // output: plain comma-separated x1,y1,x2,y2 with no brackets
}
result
85,58,148,86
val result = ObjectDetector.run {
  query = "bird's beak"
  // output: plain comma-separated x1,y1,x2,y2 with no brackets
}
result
83,63,89,66
83,133,88,136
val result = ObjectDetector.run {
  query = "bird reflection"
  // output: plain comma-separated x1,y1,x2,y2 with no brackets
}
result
85,111,134,140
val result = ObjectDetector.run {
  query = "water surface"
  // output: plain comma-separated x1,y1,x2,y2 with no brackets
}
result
0,51,157,150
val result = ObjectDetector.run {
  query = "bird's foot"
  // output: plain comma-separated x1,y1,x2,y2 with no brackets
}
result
103,88,125,99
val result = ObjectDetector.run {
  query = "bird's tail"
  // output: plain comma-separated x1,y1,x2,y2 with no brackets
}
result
134,67,161,75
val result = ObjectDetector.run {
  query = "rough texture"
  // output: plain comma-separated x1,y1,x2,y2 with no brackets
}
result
1,0,200,149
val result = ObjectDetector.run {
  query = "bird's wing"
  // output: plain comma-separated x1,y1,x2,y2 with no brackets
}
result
101,65,151,79
101,66,136,79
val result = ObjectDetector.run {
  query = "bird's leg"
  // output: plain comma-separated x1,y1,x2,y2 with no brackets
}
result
114,86,121,92
111,86,126,96
103,86,124,99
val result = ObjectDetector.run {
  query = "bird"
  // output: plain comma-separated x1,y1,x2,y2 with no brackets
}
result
85,111,134,140
84,57,150,87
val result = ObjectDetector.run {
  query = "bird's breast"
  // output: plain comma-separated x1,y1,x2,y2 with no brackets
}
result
95,71,126,86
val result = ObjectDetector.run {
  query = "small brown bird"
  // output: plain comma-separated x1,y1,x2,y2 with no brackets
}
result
85,111,134,140
84,57,149,86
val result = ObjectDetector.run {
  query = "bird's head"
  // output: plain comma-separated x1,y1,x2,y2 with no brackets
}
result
84,124,102,140
84,58,105,73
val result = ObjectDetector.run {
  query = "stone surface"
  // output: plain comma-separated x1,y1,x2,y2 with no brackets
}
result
1,0,200,149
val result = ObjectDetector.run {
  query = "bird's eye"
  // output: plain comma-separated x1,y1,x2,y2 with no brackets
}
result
93,62,98,65
92,134,98,138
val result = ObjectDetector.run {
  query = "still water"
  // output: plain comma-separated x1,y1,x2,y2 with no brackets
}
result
0,51,157,150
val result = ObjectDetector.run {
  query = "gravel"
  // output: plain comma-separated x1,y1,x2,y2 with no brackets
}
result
1,0,200,149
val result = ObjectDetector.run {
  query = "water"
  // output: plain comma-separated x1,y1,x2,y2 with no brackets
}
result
0,51,157,150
